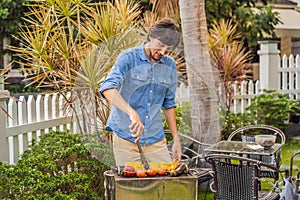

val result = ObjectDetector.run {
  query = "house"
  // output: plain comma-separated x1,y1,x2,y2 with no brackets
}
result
271,0,300,56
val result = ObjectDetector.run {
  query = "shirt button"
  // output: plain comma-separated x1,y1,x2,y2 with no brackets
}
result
150,90,153,93
147,103,150,106
137,76,139,79
146,116,149,119
152,77,155,81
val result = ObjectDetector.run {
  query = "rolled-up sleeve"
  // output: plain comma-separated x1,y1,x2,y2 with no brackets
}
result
162,63,178,109
99,54,127,97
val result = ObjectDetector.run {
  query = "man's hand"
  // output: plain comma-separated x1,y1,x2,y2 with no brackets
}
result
102,89,144,143
172,135,182,162
128,110,144,143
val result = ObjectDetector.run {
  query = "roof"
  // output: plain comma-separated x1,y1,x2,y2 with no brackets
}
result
275,0,297,5
274,8,300,37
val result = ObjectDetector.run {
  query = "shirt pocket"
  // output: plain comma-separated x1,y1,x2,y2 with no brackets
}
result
158,75,171,85
131,67,147,81
154,65,172,87
157,67,172,86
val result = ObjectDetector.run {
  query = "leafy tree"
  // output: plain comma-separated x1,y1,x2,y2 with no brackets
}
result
0,0,29,72
205,0,281,49
0,0,29,39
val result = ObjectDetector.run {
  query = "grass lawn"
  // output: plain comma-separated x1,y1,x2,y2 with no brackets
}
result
197,139,300,200
281,139,300,173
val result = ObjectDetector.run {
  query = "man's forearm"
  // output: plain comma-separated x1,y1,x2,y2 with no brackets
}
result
165,107,181,162
102,88,135,115
164,107,179,139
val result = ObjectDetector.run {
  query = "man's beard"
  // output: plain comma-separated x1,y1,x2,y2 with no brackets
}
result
149,50,162,61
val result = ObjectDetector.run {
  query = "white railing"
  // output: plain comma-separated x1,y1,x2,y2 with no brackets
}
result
231,80,261,114
176,80,261,113
278,54,300,99
0,91,78,164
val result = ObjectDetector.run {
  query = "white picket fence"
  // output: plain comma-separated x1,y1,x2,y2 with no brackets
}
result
176,80,261,113
0,92,78,164
278,54,300,98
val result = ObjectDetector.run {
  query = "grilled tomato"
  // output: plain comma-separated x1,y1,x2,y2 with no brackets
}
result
136,169,147,178
146,168,156,177
157,167,167,176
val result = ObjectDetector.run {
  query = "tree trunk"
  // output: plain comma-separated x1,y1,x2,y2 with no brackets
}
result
179,0,223,144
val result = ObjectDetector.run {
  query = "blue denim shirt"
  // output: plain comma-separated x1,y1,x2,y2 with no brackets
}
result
99,44,178,145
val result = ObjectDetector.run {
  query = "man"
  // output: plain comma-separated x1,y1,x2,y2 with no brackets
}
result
100,18,182,166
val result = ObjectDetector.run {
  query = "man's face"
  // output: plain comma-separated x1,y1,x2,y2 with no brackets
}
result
148,38,173,61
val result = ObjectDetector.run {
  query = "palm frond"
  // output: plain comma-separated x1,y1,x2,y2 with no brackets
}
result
9,0,144,132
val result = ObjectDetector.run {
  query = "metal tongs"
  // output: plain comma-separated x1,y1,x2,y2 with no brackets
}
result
137,143,149,170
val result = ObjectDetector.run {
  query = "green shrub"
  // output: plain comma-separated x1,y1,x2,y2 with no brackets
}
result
0,131,110,199
8,85,41,94
246,89,300,129
220,110,254,139
220,89,300,139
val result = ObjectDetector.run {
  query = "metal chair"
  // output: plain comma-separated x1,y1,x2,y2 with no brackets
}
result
227,125,286,180
205,154,281,200
286,151,300,200
227,125,286,145
291,151,300,200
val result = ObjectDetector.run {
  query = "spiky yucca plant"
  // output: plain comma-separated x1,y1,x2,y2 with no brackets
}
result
208,19,252,111
9,0,144,136
143,0,180,25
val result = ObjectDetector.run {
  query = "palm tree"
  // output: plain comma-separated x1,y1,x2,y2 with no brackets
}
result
179,0,222,144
